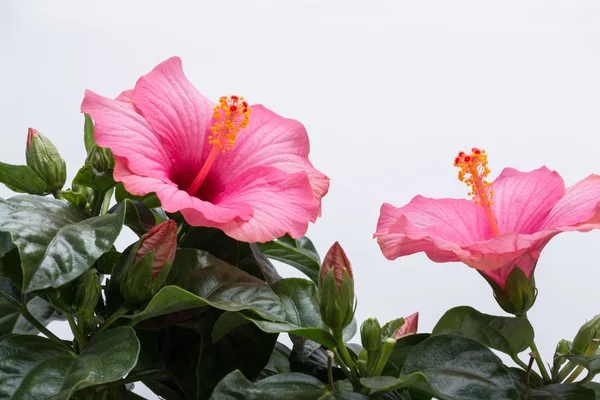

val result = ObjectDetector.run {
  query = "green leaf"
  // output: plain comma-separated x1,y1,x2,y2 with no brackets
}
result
517,384,595,399
72,165,115,192
0,294,65,336
219,278,338,349
115,199,156,236
84,113,96,153
115,182,161,209
382,334,431,376
261,342,292,378
257,235,321,283
363,334,519,400
0,196,125,292
432,306,534,356
209,370,365,400
0,162,46,195
125,249,285,326
0,326,139,399
561,352,600,374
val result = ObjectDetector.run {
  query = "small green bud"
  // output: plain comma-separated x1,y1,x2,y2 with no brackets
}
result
361,318,382,352
572,315,600,355
47,282,77,314
85,144,115,173
482,266,537,316
552,339,572,375
26,128,66,193
74,269,101,312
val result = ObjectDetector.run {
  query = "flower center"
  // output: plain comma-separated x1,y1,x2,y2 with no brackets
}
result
186,95,251,196
454,148,500,236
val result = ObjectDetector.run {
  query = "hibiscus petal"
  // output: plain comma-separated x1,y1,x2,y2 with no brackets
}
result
133,56,215,176
542,174,600,230
81,90,172,181
203,166,319,243
114,157,252,224
209,105,329,203
492,167,564,234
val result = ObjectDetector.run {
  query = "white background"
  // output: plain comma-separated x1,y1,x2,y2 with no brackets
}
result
2,1,600,398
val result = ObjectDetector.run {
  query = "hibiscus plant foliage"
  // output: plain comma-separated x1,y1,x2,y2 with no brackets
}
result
0,58,599,400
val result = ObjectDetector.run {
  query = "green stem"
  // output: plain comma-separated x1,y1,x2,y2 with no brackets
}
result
511,354,530,371
96,305,129,335
557,362,577,382
67,314,88,348
18,304,64,345
335,338,358,377
334,353,354,382
99,188,114,215
372,338,396,377
578,371,597,385
530,339,551,383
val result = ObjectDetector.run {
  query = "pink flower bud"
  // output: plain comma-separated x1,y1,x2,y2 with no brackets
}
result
27,127,38,149
135,220,177,278
394,312,418,339
320,241,353,290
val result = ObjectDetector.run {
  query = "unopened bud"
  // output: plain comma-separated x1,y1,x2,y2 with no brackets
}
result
482,266,537,316
394,312,419,338
26,128,66,193
120,220,177,304
553,339,572,374
361,318,382,352
572,315,600,355
85,144,115,173
319,242,355,333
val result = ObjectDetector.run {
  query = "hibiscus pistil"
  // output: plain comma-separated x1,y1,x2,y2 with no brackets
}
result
186,95,251,195
454,148,500,236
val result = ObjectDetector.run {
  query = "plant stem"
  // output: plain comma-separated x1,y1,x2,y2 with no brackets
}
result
18,304,64,345
564,341,598,383
99,188,114,215
91,190,104,216
67,314,88,349
335,339,358,377
372,338,397,377
511,354,530,371
327,350,335,392
529,339,551,383
96,305,129,335
578,371,597,385
557,362,577,382
334,353,354,383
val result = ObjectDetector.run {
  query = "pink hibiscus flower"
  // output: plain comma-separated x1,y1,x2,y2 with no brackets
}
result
81,57,328,243
375,148,600,288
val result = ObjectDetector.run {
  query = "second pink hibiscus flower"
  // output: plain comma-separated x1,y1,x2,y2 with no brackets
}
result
82,57,329,243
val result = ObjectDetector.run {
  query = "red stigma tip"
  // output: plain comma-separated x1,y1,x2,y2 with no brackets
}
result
464,156,471,162
231,95,239,102
458,151,465,157
230,105,237,112
472,148,481,154
454,157,460,164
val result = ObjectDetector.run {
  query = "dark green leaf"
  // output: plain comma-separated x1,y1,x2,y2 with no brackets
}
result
125,249,285,326
84,113,96,153
113,198,156,236
257,235,321,283
115,182,161,208
0,326,139,399
0,196,125,292
224,278,338,349
209,370,363,399
363,334,519,400
14,296,65,335
382,334,431,376
433,306,534,356
516,383,595,399
260,342,292,378
0,162,46,195
72,165,116,192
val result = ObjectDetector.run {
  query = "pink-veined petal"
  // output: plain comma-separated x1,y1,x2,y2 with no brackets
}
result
480,250,539,288
208,105,329,202
395,312,418,338
114,157,253,224
542,174,600,231
133,57,215,179
492,167,564,234
205,166,319,243
81,90,172,182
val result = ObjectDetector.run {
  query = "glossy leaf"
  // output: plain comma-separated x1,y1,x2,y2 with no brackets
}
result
382,334,431,376
432,306,534,356
0,294,65,336
115,182,161,209
363,334,519,400
0,196,124,292
261,342,292,378
0,326,139,399
217,278,338,349
516,383,595,399
561,352,600,374
257,235,321,283
0,162,46,195
209,370,365,399
72,164,116,192
112,198,156,236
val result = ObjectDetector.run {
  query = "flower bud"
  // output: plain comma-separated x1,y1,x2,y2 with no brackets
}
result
318,242,356,333
572,315,600,355
394,312,419,339
482,267,537,316
361,318,382,352
552,339,572,375
74,269,101,312
85,144,115,173
120,220,177,304
26,128,66,193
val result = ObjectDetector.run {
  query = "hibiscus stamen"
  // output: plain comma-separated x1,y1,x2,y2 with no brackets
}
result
187,95,251,196
454,148,500,236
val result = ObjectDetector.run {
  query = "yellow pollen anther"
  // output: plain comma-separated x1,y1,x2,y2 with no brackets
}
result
453,147,500,236
209,95,251,152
